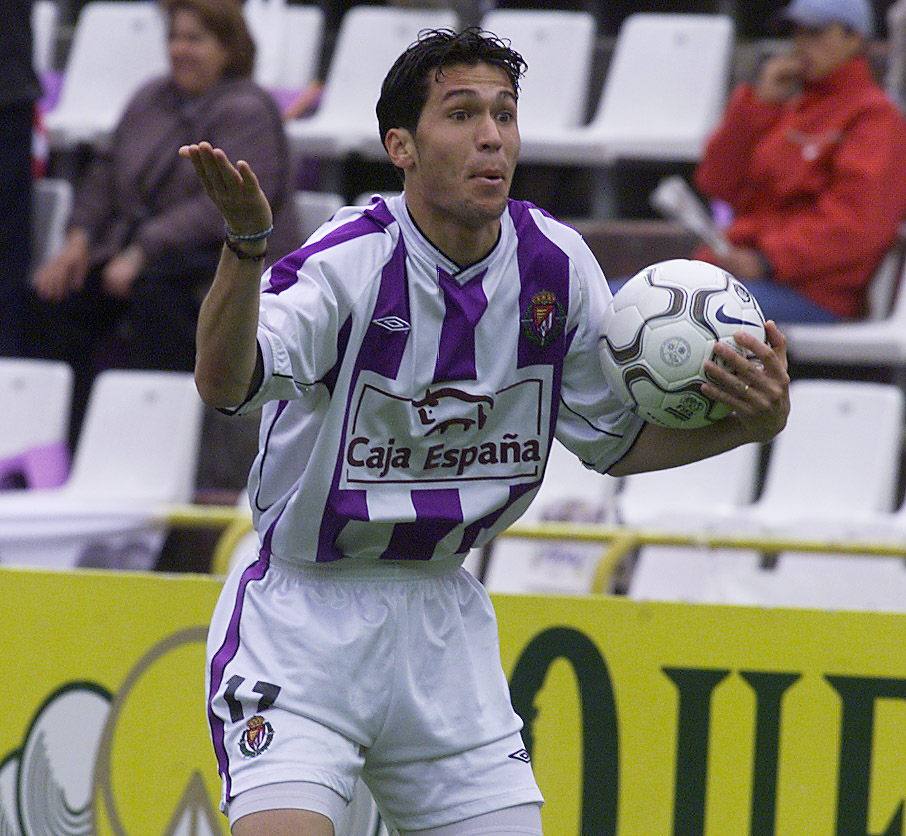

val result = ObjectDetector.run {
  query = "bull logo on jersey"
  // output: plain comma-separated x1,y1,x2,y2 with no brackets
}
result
344,376,548,485
412,388,494,435
521,290,566,347
238,715,274,758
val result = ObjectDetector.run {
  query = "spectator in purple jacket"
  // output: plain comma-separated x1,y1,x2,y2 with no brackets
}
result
27,0,298,442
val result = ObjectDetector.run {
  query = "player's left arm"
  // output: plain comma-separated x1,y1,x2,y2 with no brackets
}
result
609,321,790,476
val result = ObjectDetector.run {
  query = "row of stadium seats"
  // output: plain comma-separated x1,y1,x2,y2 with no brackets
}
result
785,226,906,369
40,0,324,147
40,1,906,371
0,359,203,570
39,0,735,168
7,355,905,614
486,379,906,612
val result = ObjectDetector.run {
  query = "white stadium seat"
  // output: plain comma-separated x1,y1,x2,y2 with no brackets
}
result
628,380,906,609
518,13,734,166
245,1,324,91
621,444,761,605
785,234,906,367
0,359,73,490
483,439,620,595
285,6,458,160
479,9,597,134
0,370,204,570
294,190,345,241
617,443,760,529
44,1,168,149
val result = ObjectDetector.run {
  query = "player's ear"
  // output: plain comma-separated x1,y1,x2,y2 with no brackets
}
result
385,127,416,171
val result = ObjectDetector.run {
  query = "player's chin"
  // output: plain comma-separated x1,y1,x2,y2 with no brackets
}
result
467,191,510,221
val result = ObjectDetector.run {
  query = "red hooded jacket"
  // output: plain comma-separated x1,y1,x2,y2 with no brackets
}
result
694,57,906,318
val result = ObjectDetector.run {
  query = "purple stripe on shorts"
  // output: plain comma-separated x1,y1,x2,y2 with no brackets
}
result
264,200,394,296
433,267,488,383
316,235,411,562
380,489,464,560
207,516,280,802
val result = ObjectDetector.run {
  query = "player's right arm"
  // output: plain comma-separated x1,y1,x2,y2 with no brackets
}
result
179,142,272,408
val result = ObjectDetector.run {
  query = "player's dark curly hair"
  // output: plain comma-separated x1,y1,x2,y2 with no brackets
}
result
376,27,527,150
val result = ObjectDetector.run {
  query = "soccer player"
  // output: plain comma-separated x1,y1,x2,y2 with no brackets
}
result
182,28,790,835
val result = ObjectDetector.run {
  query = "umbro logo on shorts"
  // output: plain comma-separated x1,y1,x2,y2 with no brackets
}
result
508,748,531,763
372,315,411,332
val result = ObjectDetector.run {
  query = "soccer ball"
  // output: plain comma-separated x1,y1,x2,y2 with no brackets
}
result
599,259,766,429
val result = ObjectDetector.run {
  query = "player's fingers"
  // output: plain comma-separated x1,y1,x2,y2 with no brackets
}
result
709,340,755,381
764,320,789,367
700,378,759,415
195,144,237,194
182,147,218,196
703,356,749,395
236,160,262,194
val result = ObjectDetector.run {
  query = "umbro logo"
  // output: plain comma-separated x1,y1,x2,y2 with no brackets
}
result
372,316,410,332
508,748,531,763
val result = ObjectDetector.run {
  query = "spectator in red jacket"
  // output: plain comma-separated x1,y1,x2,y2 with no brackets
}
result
694,0,906,323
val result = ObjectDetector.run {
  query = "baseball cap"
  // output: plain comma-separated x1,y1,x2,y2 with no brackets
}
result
779,0,875,37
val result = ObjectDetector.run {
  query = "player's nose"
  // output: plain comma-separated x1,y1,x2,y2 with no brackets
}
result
475,111,503,150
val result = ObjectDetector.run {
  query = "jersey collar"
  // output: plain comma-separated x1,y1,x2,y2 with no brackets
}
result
388,193,512,284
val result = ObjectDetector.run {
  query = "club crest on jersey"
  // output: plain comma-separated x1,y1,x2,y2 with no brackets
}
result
238,715,274,758
521,290,565,347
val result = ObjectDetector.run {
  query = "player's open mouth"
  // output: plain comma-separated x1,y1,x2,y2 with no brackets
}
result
472,172,505,185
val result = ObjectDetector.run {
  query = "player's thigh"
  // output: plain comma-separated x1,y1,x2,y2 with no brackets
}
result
402,803,543,835
232,808,334,835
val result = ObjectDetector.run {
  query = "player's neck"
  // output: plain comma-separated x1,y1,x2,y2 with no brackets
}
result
404,196,502,269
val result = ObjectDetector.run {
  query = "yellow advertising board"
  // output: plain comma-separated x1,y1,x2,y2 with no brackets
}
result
2,567,906,835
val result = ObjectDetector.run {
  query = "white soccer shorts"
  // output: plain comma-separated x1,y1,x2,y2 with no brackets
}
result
207,554,543,831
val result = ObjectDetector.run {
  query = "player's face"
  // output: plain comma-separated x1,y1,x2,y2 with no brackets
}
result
167,9,230,96
405,62,520,233
792,23,863,80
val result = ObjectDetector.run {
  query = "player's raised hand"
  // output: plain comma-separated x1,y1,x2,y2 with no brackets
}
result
702,319,791,443
179,141,272,236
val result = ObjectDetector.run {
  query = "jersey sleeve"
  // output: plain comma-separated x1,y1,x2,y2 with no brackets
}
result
227,256,344,415
556,240,645,473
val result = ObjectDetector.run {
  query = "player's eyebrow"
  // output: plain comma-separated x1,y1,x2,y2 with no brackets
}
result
441,88,516,105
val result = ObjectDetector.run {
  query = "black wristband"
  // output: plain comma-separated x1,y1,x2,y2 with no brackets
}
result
224,237,266,261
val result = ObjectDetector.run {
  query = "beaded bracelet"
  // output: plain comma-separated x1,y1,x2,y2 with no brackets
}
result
224,237,267,261
225,223,274,243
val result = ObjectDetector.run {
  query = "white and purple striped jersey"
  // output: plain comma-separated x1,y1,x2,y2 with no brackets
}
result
231,194,644,564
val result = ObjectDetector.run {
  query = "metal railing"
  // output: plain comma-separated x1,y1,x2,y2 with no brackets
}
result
158,505,906,592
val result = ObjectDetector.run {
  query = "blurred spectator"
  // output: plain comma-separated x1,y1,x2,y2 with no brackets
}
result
693,0,906,323
26,0,298,443
1,0,41,357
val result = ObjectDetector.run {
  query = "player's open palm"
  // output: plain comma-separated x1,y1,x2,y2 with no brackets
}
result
179,141,272,236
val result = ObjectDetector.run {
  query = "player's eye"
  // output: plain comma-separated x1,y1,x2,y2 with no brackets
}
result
449,110,470,121
497,110,515,123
